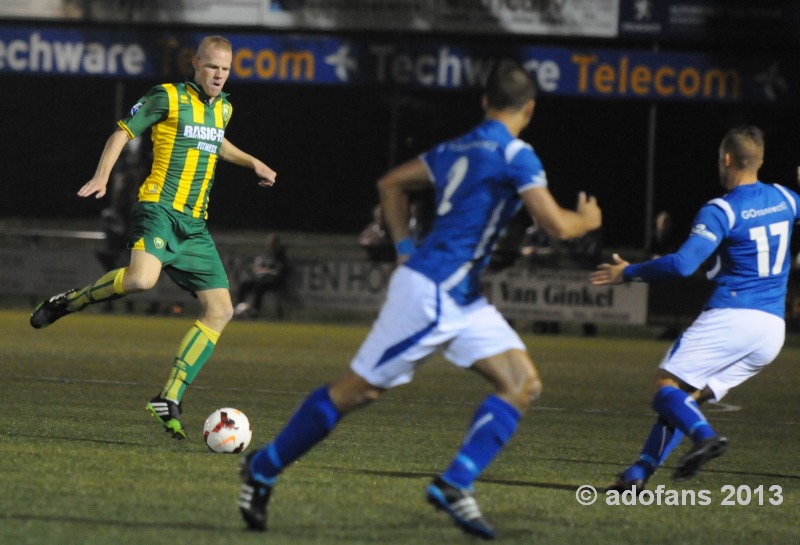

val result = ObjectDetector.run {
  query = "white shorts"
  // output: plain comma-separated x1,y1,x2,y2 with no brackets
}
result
350,266,526,389
660,308,785,401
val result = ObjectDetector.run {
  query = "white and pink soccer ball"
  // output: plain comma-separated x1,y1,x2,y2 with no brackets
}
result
203,408,253,454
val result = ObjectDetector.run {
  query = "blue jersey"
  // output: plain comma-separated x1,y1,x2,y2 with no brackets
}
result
407,119,547,305
625,182,800,318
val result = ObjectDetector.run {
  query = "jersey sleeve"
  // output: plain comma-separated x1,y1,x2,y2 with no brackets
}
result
774,183,800,223
508,142,548,193
117,85,170,139
419,148,436,182
623,203,727,282
420,142,450,186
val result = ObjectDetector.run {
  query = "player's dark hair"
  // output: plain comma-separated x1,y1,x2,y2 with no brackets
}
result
484,60,537,110
721,126,764,170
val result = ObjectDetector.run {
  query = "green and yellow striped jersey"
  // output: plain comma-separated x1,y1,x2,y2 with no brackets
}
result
118,81,232,219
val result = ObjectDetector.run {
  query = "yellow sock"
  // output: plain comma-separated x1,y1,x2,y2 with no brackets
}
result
66,268,127,312
162,320,220,402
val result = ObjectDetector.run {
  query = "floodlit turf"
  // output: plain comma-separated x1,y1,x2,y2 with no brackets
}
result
1,308,798,545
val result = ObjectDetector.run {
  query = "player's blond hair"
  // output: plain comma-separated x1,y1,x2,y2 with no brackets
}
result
196,35,232,56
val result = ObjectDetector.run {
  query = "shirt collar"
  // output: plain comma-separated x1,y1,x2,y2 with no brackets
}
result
187,80,228,104
482,118,513,137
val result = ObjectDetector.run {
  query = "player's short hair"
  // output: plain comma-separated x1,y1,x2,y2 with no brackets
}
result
721,126,764,171
484,60,537,110
196,35,232,56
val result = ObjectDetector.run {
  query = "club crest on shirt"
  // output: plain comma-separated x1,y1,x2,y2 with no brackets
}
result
222,103,231,122
153,237,165,249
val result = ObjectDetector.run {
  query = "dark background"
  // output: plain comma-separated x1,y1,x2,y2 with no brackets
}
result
4,29,800,249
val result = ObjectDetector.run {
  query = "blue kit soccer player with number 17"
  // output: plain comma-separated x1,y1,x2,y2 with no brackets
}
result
591,126,800,490
238,60,602,539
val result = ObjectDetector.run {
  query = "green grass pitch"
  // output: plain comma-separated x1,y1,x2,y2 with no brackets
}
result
1,309,798,544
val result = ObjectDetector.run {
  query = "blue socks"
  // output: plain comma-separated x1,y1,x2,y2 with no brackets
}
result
641,417,685,468
250,386,341,484
622,387,713,483
652,386,715,443
623,418,685,482
250,390,522,491
442,395,521,490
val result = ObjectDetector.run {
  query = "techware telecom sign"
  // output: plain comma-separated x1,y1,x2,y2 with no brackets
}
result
0,25,789,104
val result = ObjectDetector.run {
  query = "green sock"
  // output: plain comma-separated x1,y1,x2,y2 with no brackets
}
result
162,321,220,402
66,268,126,311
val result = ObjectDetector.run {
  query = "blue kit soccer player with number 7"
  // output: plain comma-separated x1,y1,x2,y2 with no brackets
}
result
591,126,800,490
238,60,602,539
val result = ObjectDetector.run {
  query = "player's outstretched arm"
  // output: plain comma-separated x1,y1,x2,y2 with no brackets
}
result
589,253,629,285
77,129,130,199
597,205,725,287
522,187,602,240
219,138,276,187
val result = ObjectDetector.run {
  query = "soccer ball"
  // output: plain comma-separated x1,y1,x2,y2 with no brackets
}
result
203,408,253,454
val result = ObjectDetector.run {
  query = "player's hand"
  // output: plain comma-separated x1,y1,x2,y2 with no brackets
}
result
77,177,109,199
255,162,277,187
576,191,602,231
589,253,629,285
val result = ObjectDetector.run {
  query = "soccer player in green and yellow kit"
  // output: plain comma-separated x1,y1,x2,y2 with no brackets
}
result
30,35,277,440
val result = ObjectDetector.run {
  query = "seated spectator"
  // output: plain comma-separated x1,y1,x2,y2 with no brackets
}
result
359,198,433,263
520,221,560,268
95,138,145,314
647,211,685,340
234,234,288,319
565,227,603,270
649,211,680,258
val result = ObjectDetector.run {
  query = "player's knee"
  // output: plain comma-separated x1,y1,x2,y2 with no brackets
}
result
361,386,382,404
122,271,158,292
330,372,384,414
488,354,542,411
516,373,542,410
347,383,383,410
515,355,542,401
500,367,541,413
219,300,235,323
204,301,234,326
527,373,543,402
